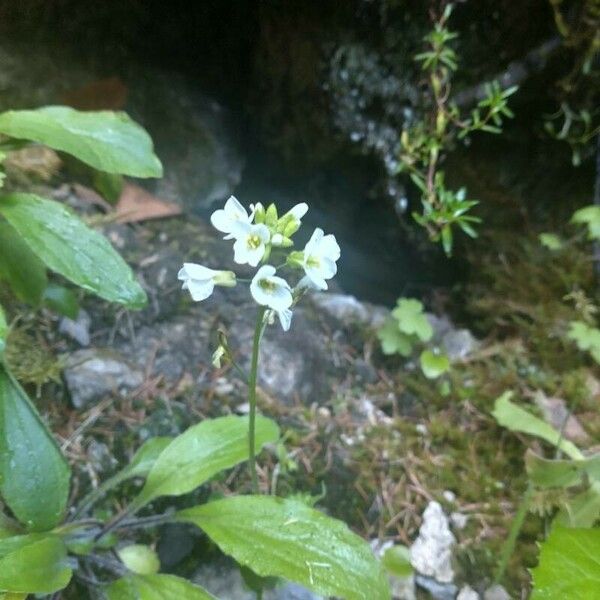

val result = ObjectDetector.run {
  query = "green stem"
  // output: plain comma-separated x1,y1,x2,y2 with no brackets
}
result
70,471,130,521
248,307,266,494
494,481,534,585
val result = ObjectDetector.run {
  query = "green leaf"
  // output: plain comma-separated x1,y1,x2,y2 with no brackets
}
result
525,450,600,489
555,481,600,528
0,305,6,355
0,364,70,530
382,545,413,578
178,496,390,600
0,221,47,306
0,193,146,308
567,321,600,364
0,106,162,178
419,350,450,379
0,534,72,594
377,318,413,356
571,205,600,240
117,545,160,575
132,416,280,510
106,574,217,600
538,233,563,251
491,392,583,460
42,283,79,319
530,527,600,599
391,298,433,342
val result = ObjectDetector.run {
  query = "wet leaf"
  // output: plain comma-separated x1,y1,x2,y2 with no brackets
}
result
491,392,583,460
531,527,600,598
0,364,70,530
0,193,146,309
178,496,390,600
0,534,71,593
0,106,162,177
106,574,216,600
133,416,279,509
0,221,47,306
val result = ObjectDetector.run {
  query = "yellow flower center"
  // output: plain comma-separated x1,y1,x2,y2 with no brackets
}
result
247,234,262,250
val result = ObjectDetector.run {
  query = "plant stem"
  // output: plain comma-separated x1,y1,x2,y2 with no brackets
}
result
248,306,266,494
494,481,534,585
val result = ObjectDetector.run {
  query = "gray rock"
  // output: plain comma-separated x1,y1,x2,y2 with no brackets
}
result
64,349,144,408
427,313,478,361
410,501,456,583
483,584,510,600
59,309,92,347
311,293,388,329
533,390,589,445
389,574,416,600
457,585,480,600
414,574,458,600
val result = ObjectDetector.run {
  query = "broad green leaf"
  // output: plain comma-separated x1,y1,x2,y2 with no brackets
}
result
0,593,27,599
555,481,600,528
0,534,71,594
42,283,79,319
567,321,600,364
117,545,160,575
530,527,600,599
391,298,433,342
377,318,413,356
491,392,583,460
133,416,280,510
525,450,600,489
419,350,450,379
0,193,146,308
538,233,563,250
178,496,390,600
106,574,216,600
0,221,47,305
0,106,162,178
382,545,413,577
0,364,70,530
0,305,6,354
571,205,600,240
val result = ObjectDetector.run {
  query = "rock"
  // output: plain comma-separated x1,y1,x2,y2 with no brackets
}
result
450,512,468,530
389,574,416,600
427,313,478,361
64,349,144,408
457,585,480,600
59,309,92,347
410,501,456,583
414,575,458,600
311,293,388,329
483,584,510,600
533,390,589,445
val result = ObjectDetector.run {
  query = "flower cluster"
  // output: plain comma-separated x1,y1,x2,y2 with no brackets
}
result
178,196,340,331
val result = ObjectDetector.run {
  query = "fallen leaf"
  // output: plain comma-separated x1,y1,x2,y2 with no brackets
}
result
115,183,181,224
72,184,113,212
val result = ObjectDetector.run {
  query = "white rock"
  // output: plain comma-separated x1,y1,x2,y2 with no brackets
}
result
450,512,468,530
483,584,510,600
410,501,456,583
457,585,480,600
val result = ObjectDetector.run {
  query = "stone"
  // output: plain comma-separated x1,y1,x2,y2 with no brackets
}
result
533,390,589,444
59,309,92,347
457,585,480,600
450,512,468,530
389,574,416,600
64,349,144,408
311,293,388,329
410,501,456,583
483,584,510,600
442,328,478,361
414,575,458,600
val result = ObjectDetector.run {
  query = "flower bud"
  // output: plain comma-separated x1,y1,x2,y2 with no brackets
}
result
286,251,304,268
117,544,160,575
213,270,237,287
212,345,227,368
252,202,266,223
265,203,278,227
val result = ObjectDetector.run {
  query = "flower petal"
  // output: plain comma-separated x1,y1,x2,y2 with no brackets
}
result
179,262,217,281
277,308,293,331
186,278,215,301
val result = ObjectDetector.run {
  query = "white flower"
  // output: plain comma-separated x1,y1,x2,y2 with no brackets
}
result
210,196,253,239
302,228,341,290
285,202,308,221
233,223,270,267
250,266,293,313
178,263,236,302
279,203,308,237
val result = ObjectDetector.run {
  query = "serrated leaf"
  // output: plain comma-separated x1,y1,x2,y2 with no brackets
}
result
106,574,216,600
0,364,70,530
567,321,600,364
377,318,413,356
525,450,600,489
555,481,600,528
0,534,71,594
391,298,433,342
178,496,390,600
0,106,162,178
0,193,146,308
419,350,450,379
491,392,583,460
132,416,280,510
0,221,47,306
530,527,600,599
